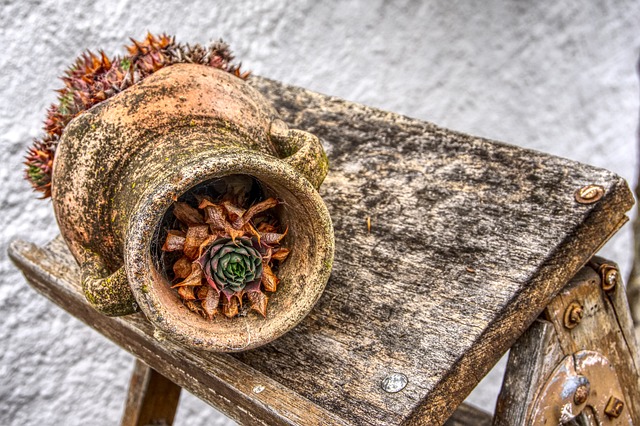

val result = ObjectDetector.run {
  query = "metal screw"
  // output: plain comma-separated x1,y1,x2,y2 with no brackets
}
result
563,302,583,329
253,385,265,394
602,267,619,292
573,383,589,405
604,396,624,418
381,373,408,393
575,184,604,204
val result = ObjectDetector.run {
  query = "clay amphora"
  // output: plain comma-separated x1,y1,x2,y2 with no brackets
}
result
52,63,334,351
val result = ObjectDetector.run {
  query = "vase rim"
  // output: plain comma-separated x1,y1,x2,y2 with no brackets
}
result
124,149,334,351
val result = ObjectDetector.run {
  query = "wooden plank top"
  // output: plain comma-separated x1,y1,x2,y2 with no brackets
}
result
9,76,634,425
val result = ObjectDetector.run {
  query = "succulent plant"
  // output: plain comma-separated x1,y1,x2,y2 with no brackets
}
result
162,195,289,319
24,136,56,198
25,33,249,198
199,237,264,296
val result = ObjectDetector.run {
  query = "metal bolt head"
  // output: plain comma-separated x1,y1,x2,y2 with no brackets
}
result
563,302,584,329
381,373,408,393
602,267,619,292
573,383,590,405
604,396,624,418
575,184,604,204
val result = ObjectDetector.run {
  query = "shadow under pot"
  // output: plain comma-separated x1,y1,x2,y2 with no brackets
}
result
51,63,334,352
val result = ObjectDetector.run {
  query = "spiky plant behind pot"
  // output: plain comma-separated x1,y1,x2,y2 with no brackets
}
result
24,33,249,198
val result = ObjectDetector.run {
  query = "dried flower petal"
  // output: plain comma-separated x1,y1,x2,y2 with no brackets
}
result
184,300,205,316
173,256,192,279
202,288,220,319
271,248,290,262
222,296,239,318
222,200,245,226
195,194,215,205
225,226,245,242
198,234,218,258
196,285,209,300
244,222,261,244
178,285,196,300
173,202,204,225
197,196,218,208
162,230,186,251
202,204,229,230
257,222,277,233
247,291,268,317
183,224,209,259
260,226,288,245
262,263,279,292
242,198,278,226
171,263,202,287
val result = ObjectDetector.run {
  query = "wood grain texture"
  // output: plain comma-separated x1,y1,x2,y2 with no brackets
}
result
544,263,640,423
241,76,633,424
121,359,181,426
493,319,565,425
9,76,634,425
495,263,640,425
9,238,345,426
10,237,488,426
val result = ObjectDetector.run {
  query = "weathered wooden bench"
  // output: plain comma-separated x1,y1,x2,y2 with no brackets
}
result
9,76,640,425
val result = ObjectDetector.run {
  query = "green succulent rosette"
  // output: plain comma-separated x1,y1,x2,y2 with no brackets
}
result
198,237,263,300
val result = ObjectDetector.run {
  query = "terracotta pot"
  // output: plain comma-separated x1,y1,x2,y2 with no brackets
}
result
51,63,334,352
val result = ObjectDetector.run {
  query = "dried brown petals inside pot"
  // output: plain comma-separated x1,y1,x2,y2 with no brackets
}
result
158,175,289,319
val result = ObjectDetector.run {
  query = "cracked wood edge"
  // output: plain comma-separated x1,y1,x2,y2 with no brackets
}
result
249,76,635,425
8,237,346,426
405,177,633,425
9,236,488,426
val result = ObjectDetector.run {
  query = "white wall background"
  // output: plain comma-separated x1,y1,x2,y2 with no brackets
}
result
1,1,638,424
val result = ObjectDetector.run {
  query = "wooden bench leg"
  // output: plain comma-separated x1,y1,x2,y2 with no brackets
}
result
494,258,640,425
121,359,182,426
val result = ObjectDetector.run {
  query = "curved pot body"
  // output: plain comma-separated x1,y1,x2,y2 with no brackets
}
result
51,64,334,352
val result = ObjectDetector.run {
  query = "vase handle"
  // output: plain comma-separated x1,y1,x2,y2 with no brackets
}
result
81,251,139,316
269,120,329,189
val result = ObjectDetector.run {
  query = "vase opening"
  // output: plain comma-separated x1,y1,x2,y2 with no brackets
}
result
150,173,293,320
126,155,332,350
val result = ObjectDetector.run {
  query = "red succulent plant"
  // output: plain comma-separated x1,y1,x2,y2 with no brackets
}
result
24,33,249,197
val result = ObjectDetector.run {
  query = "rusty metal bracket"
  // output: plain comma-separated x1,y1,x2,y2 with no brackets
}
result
495,260,640,425
530,350,631,424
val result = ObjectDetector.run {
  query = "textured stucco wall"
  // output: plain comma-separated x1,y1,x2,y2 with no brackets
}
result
1,1,639,424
